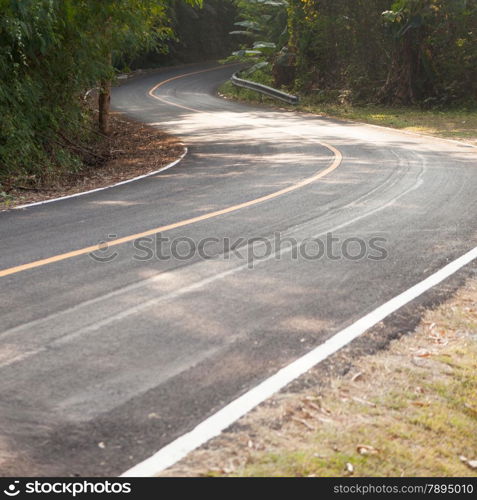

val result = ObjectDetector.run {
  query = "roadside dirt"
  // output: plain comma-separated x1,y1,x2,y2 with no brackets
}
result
0,112,184,210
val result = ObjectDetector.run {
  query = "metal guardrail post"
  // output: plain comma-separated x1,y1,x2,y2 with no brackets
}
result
231,72,299,105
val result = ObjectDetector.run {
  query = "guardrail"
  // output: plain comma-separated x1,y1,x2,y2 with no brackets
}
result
231,72,299,105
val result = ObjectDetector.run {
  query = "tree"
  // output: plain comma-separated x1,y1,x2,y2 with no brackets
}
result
381,0,434,104
228,0,290,86
77,0,202,134
0,0,202,184
381,0,477,104
274,0,477,105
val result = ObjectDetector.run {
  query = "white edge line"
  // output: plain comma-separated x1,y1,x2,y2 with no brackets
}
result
12,147,188,210
121,244,477,477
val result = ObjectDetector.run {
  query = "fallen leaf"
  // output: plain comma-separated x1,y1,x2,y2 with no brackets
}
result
352,396,377,407
316,415,333,424
306,401,321,412
464,403,477,416
292,417,315,430
357,444,379,455
415,349,432,358
302,409,315,420
460,456,477,470
305,395,321,402
429,337,449,346
320,406,332,416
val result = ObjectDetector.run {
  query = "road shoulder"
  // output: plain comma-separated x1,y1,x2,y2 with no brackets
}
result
1,113,184,211
159,272,477,477
218,81,477,147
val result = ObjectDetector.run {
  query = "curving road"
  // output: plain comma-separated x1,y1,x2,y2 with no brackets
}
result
0,62,476,476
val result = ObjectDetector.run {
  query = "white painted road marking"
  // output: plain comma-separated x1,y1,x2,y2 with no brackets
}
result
122,244,477,476
12,148,188,210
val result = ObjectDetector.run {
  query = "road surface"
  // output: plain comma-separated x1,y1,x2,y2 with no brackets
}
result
0,62,476,476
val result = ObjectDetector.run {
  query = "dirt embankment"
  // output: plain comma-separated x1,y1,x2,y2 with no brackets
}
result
1,110,183,210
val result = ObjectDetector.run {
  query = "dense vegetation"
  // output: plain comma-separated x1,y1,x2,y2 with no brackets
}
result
231,0,477,106
0,0,204,187
132,0,238,68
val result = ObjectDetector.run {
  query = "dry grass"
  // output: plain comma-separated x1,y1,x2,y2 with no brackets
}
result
300,105,477,146
160,280,477,477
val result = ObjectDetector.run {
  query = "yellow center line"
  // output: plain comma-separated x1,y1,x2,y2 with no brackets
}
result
0,65,343,279
147,64,242,112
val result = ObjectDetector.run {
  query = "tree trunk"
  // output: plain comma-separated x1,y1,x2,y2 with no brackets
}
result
99,52,112,135
98,78,111,135
381,36,416,105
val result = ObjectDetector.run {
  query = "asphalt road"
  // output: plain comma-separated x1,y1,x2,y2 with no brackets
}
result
0,62,476,476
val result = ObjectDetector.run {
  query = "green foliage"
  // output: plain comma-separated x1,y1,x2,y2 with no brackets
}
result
232,0,288,46
224,0,290,87
129,1,238,68
282,0,477,106
1,0,76,183
0,0,202,185
287,0,392,95
381,0,477,104
167,0,238,64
